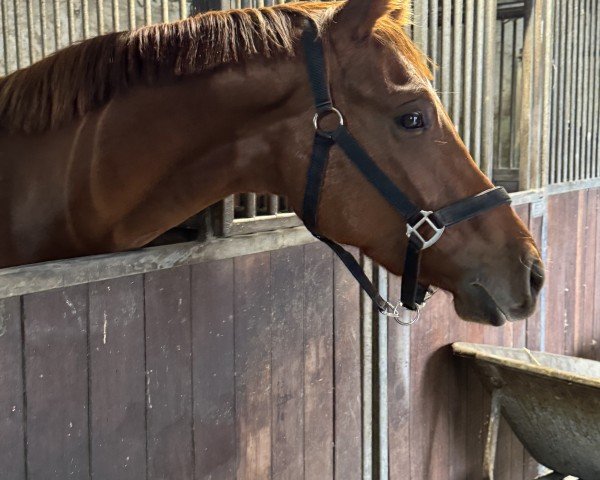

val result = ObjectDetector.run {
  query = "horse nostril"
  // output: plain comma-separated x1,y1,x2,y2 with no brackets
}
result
529,257,545,297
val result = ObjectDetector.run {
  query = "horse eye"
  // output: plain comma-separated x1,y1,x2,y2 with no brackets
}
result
397,112,425,130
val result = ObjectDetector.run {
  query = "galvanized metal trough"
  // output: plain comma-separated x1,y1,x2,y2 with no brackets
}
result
452,342,600,480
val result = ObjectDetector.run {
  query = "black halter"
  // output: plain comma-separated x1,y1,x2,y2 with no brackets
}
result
299,21,511,318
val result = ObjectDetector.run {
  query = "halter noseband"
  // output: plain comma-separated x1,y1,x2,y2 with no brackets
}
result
299,21,511,321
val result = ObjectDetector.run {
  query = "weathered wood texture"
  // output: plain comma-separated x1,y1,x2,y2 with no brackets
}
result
0,242,361,479
0,190,597,479
387,188,600,479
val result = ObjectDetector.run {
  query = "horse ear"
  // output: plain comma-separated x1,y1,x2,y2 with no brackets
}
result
334,0,407,40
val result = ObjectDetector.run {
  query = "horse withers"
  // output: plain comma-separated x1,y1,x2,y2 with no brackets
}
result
0,0,544,324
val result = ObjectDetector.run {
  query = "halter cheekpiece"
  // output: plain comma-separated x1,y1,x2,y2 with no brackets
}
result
300,20,511,322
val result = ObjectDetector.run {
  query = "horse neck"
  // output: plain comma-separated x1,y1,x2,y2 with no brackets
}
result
71,55,310,252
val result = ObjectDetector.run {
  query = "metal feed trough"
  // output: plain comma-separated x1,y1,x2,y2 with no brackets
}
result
452,342,600,480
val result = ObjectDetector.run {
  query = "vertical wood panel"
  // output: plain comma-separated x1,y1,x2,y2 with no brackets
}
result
89,276,146,480
23,286,90,480
145,267,194,480
409,293,451,480
333,250,362,480
234,253,272,479
0,296,26,480
191,259,236,480
271,246,305,479
303,243,334,480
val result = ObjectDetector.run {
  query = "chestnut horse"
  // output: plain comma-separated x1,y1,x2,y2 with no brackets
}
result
0,0,543,324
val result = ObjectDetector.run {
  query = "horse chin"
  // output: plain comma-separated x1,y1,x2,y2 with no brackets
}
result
452,284,511,326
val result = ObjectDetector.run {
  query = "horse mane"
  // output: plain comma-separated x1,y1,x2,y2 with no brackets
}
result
0,0,430,133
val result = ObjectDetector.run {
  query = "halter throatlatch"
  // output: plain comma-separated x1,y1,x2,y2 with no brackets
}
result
300,21,511,320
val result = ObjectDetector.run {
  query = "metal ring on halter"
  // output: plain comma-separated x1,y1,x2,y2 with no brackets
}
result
313,107,344,138
380,301,421,326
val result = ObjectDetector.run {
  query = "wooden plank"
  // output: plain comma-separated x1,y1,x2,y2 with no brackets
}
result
333,248,362,480
234,253,272,479
463,319,486,479
544,193,568,354
303,243,334,480
578,189,597,358
144,267,194,480
409,292,451,479
562,191,581,356
526,202,544,351
88,276,146,480
387,274,411,480
446,298,470,480
271,246,305,479
592,189,600,361
23,285,90,480
0,296,26,479
191,259,236,480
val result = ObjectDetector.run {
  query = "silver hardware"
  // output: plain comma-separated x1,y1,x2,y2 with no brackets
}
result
406,210,446,249
313,107,344,136
380,300,422,325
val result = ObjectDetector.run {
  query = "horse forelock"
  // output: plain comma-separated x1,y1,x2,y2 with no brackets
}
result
0,0,430,133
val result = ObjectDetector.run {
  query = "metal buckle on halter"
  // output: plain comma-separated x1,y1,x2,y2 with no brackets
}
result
313,107,344,138
380,287,438,325
406,210,445,250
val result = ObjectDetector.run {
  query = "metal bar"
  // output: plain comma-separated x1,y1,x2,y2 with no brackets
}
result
113,0,120,31
562,0,574,182
472,0,485,165
82,0,89,38
583,0,592,179
462,0,474,150
67,0,75,43
593,0,600,178
592,2,600,177
128,0,135,29
539,0,554,188
26,0,34,63
361,256,373,480
574,0,584,180
161,0,168,23
508,18,520,170
481,0,497,179
549,0,561,185
97,0,105,35
39,0,47,57
412,0,428,57
12,0,20,69
377,268,389,480
0,0,8,75
180,0,187,18
518,0,534,190
440,0,451,109
556,0,568,182
495,20,506,169
452,0,463,129
567,0,576,181
267,195,279,215
144,0,151,25
429,0,439,87
52,0,60,50
244,193,257,218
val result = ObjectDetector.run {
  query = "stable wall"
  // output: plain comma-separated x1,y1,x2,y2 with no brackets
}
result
0,185,598,480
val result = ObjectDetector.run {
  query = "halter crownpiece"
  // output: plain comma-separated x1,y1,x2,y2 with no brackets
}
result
300,20,511,321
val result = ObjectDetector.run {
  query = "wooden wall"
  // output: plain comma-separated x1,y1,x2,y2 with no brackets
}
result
0,244,363,480
386,187,600,480
0,188,599,480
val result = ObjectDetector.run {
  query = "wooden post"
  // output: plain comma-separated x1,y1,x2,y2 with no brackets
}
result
519,0,554,190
